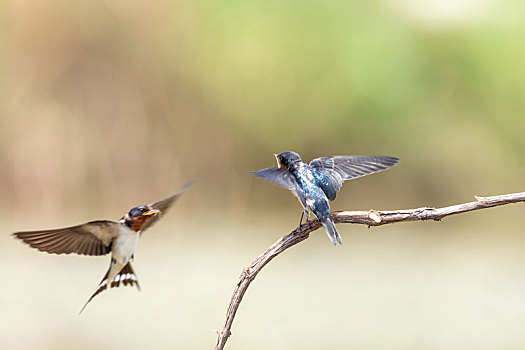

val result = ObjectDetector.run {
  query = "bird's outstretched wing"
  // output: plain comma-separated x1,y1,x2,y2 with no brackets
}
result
251,167,296,190
139,181,194,234
310,155,399,201
13,220,119,256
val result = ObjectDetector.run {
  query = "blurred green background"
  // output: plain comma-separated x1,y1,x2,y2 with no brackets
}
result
1,0,525,349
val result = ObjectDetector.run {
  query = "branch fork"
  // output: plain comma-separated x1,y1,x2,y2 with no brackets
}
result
214,191,525,350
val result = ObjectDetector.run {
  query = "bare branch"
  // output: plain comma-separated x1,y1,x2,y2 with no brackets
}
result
214,191,525,350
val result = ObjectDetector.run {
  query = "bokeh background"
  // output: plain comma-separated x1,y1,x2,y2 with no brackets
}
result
1,0,525,349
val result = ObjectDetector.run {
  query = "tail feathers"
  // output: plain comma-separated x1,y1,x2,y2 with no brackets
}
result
79,262,140,314
321,218,342,245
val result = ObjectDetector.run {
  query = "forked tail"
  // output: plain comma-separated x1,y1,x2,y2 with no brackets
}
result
79,262,140,314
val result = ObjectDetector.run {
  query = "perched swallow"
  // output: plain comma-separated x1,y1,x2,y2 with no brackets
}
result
252,152,398,245
13,181,193,313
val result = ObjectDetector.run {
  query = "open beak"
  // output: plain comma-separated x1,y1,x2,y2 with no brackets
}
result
143,208,161,217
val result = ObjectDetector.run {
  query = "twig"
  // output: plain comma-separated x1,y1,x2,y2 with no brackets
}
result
214,191,525,350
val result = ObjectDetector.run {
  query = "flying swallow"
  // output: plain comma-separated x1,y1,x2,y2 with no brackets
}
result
13,181,194,313
252,152,398,245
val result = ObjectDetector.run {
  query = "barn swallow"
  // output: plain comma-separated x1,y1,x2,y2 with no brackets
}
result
13,181,193,313
252,152,398,245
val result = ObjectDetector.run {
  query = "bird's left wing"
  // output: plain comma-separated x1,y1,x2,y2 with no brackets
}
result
251,167,296,190
310,156,399,201
13,220,119,256
139,181,194,234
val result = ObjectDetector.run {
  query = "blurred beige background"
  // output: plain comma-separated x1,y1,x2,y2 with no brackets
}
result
1,0,525,349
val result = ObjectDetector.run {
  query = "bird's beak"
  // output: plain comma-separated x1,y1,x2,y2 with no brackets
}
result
143,208,161,217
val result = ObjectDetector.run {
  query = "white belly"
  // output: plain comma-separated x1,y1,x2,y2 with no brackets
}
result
112,226,139,265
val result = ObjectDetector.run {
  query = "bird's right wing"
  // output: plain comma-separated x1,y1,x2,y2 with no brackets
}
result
310,155,399,201
13,220,119,256
139,181,194,234
251,167,296,190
